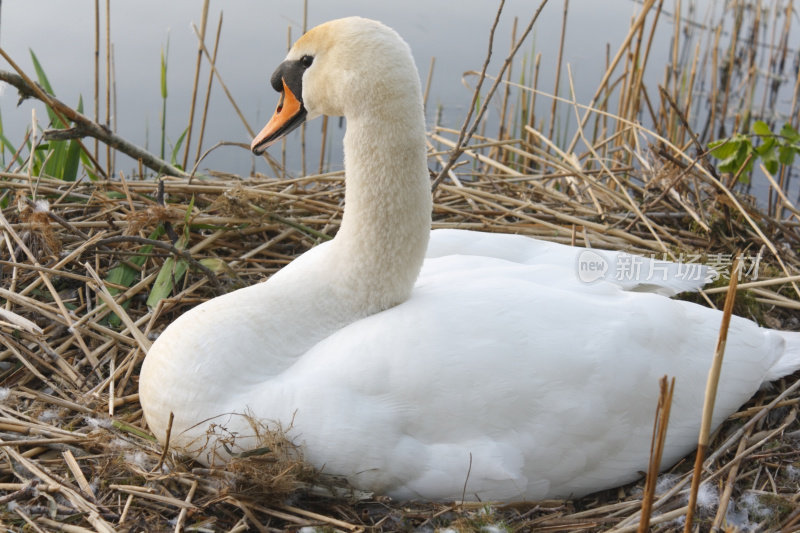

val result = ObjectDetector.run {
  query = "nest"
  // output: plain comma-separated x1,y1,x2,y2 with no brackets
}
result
1,120,799,532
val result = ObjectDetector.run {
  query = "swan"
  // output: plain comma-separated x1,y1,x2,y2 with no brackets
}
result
139,16,800,502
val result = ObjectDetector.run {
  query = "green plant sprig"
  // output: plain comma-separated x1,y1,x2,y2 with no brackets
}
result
708,121,800,182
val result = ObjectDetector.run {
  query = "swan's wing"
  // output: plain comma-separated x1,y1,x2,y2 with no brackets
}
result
427,228,714,296
278,255,782,501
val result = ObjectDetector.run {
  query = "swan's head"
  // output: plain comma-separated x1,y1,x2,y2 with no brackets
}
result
251,17,422,155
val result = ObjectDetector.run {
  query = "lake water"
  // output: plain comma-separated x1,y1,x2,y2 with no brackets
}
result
1,0,798,203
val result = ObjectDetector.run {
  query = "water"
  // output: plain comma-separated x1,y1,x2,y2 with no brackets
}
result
1,0,798,203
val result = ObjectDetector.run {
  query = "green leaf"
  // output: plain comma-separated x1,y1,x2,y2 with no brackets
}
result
778,144,797,166
146,255,189,308
105,227,164,326
718,142,746,171
762,148,779,175
160,36,170,162
111,419,156,441
105,246,150,294
60,141,81,181
720,141,753,179
0,107,14,167
79,150,101,181
60,95,84,181
29,50,88,181
780,123,800,143
146,236,189,308
29,50,56,95
29,49,64,128
753,136,775,157
182,195,196,239
160,37,169,99
105,254,149,328
170,127,188,167
185,195,195,224
752,120,771,138
43,138,67,179
708,139,738,160
0,131,18,163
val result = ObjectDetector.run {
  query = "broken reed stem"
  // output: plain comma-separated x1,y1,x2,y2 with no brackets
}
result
194,11,223,165
497,16,517,149
175,479,198,533
626,0,663,129
190,22,282,178
423,56,435,110
430,0,504,190
183,0,210,171
105,0,112,177
547,0,568,143
94,0,100,163
565,0,656,155
524,51,541,166
155,412,174,472
110,46,119,175
432,0,550,190
668,0,680,142
709,24,721,139
710,423,753,532
317,115,328,175
637,375,675,533
684,255,740,533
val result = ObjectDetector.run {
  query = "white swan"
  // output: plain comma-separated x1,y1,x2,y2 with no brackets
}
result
139,16,800,502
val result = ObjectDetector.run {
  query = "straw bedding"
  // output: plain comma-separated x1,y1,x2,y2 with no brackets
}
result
1,123,799,531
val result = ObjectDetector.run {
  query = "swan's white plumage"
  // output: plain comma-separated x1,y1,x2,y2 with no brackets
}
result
139,16,800,502
425,229,715,295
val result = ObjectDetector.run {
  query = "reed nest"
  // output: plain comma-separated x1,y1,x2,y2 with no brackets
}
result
1,120,799,532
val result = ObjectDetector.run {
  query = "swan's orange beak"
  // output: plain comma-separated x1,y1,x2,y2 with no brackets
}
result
251,79,307,155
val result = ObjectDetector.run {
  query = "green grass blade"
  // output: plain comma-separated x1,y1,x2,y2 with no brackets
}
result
42,138,68,179
79,150,102,181
29,49,56,94
29,49,63,127
105,251,151,328
146,248,189,308
111,419,156,441
105,226,164,326
170,127,188,168
146,231,189,309
160,40,169,100
61,96,84,181
160,36,170,162
0,108,18,168
105,245,151,292
147,198,195,308
30,48,82,180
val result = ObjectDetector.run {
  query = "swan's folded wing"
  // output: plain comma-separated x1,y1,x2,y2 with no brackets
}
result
426,228,714,296
280,256,776,500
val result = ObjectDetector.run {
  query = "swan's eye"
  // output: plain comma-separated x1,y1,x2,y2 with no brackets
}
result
300,55,314,68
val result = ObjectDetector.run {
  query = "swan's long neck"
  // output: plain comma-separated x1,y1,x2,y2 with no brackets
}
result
329,95,432,312
140,22,435,455
211,68,431,382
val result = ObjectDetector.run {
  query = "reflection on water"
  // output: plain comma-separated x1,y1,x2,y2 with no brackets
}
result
0,0,797,203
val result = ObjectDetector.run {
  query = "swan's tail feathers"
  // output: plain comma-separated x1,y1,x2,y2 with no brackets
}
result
764,331,800,382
